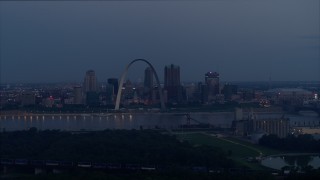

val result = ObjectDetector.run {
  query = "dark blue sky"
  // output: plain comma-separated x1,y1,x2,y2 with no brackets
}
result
0,0,319,83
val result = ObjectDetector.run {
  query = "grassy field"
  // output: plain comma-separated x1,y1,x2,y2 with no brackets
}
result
224,137,282,156
175,132,282,170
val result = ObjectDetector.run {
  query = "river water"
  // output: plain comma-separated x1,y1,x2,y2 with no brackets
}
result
261,154,320,170
0,111,319,131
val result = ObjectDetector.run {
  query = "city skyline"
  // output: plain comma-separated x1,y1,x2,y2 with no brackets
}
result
0,0,319,83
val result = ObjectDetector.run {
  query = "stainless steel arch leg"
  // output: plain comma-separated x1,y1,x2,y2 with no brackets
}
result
115,59,166,111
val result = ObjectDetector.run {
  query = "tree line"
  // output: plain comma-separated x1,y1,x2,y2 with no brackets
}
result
259,134,320,152
0,128,234,169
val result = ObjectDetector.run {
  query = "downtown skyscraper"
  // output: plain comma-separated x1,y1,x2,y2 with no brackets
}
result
83,70,99,106
205,71,220,101
164,64,182,103
144,67,154,90
83,70,97,93
205,72,219,95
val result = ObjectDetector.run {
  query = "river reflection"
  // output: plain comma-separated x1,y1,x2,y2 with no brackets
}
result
0,112,319,131
261,154,320,170
284,155,312,167
0,113,233,131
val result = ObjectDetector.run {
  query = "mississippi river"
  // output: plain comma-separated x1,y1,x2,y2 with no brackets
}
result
0,112,319,131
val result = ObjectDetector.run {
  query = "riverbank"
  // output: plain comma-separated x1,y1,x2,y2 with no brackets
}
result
174,132,282,171
0,107,285,116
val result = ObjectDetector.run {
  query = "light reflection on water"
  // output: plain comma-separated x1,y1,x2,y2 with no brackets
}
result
0,113,226,131
261,155,320,170
0,112,318,131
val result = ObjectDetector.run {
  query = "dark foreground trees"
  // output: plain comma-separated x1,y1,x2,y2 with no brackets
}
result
0,129,234,169
259,134,320,152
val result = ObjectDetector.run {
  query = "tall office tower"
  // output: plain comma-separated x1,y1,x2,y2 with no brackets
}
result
107,78,119,95
164,64,182,102
165,64,180,87
144,67,154,90
205,72,220,100
73,86,83,104
83,70,97,93
105,84,114,104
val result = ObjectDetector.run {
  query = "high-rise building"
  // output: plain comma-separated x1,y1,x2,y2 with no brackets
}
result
144,67,154,90
205,72,220,100
83,70,97,93
165,64,180,87
107,78,119,95
73,86,83,104
105,84,114,104
164,64,182,102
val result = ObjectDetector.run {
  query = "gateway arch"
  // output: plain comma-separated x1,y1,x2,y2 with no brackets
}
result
115,59,166,111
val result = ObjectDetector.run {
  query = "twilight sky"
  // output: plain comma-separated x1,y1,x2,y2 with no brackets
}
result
0,0,319,83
